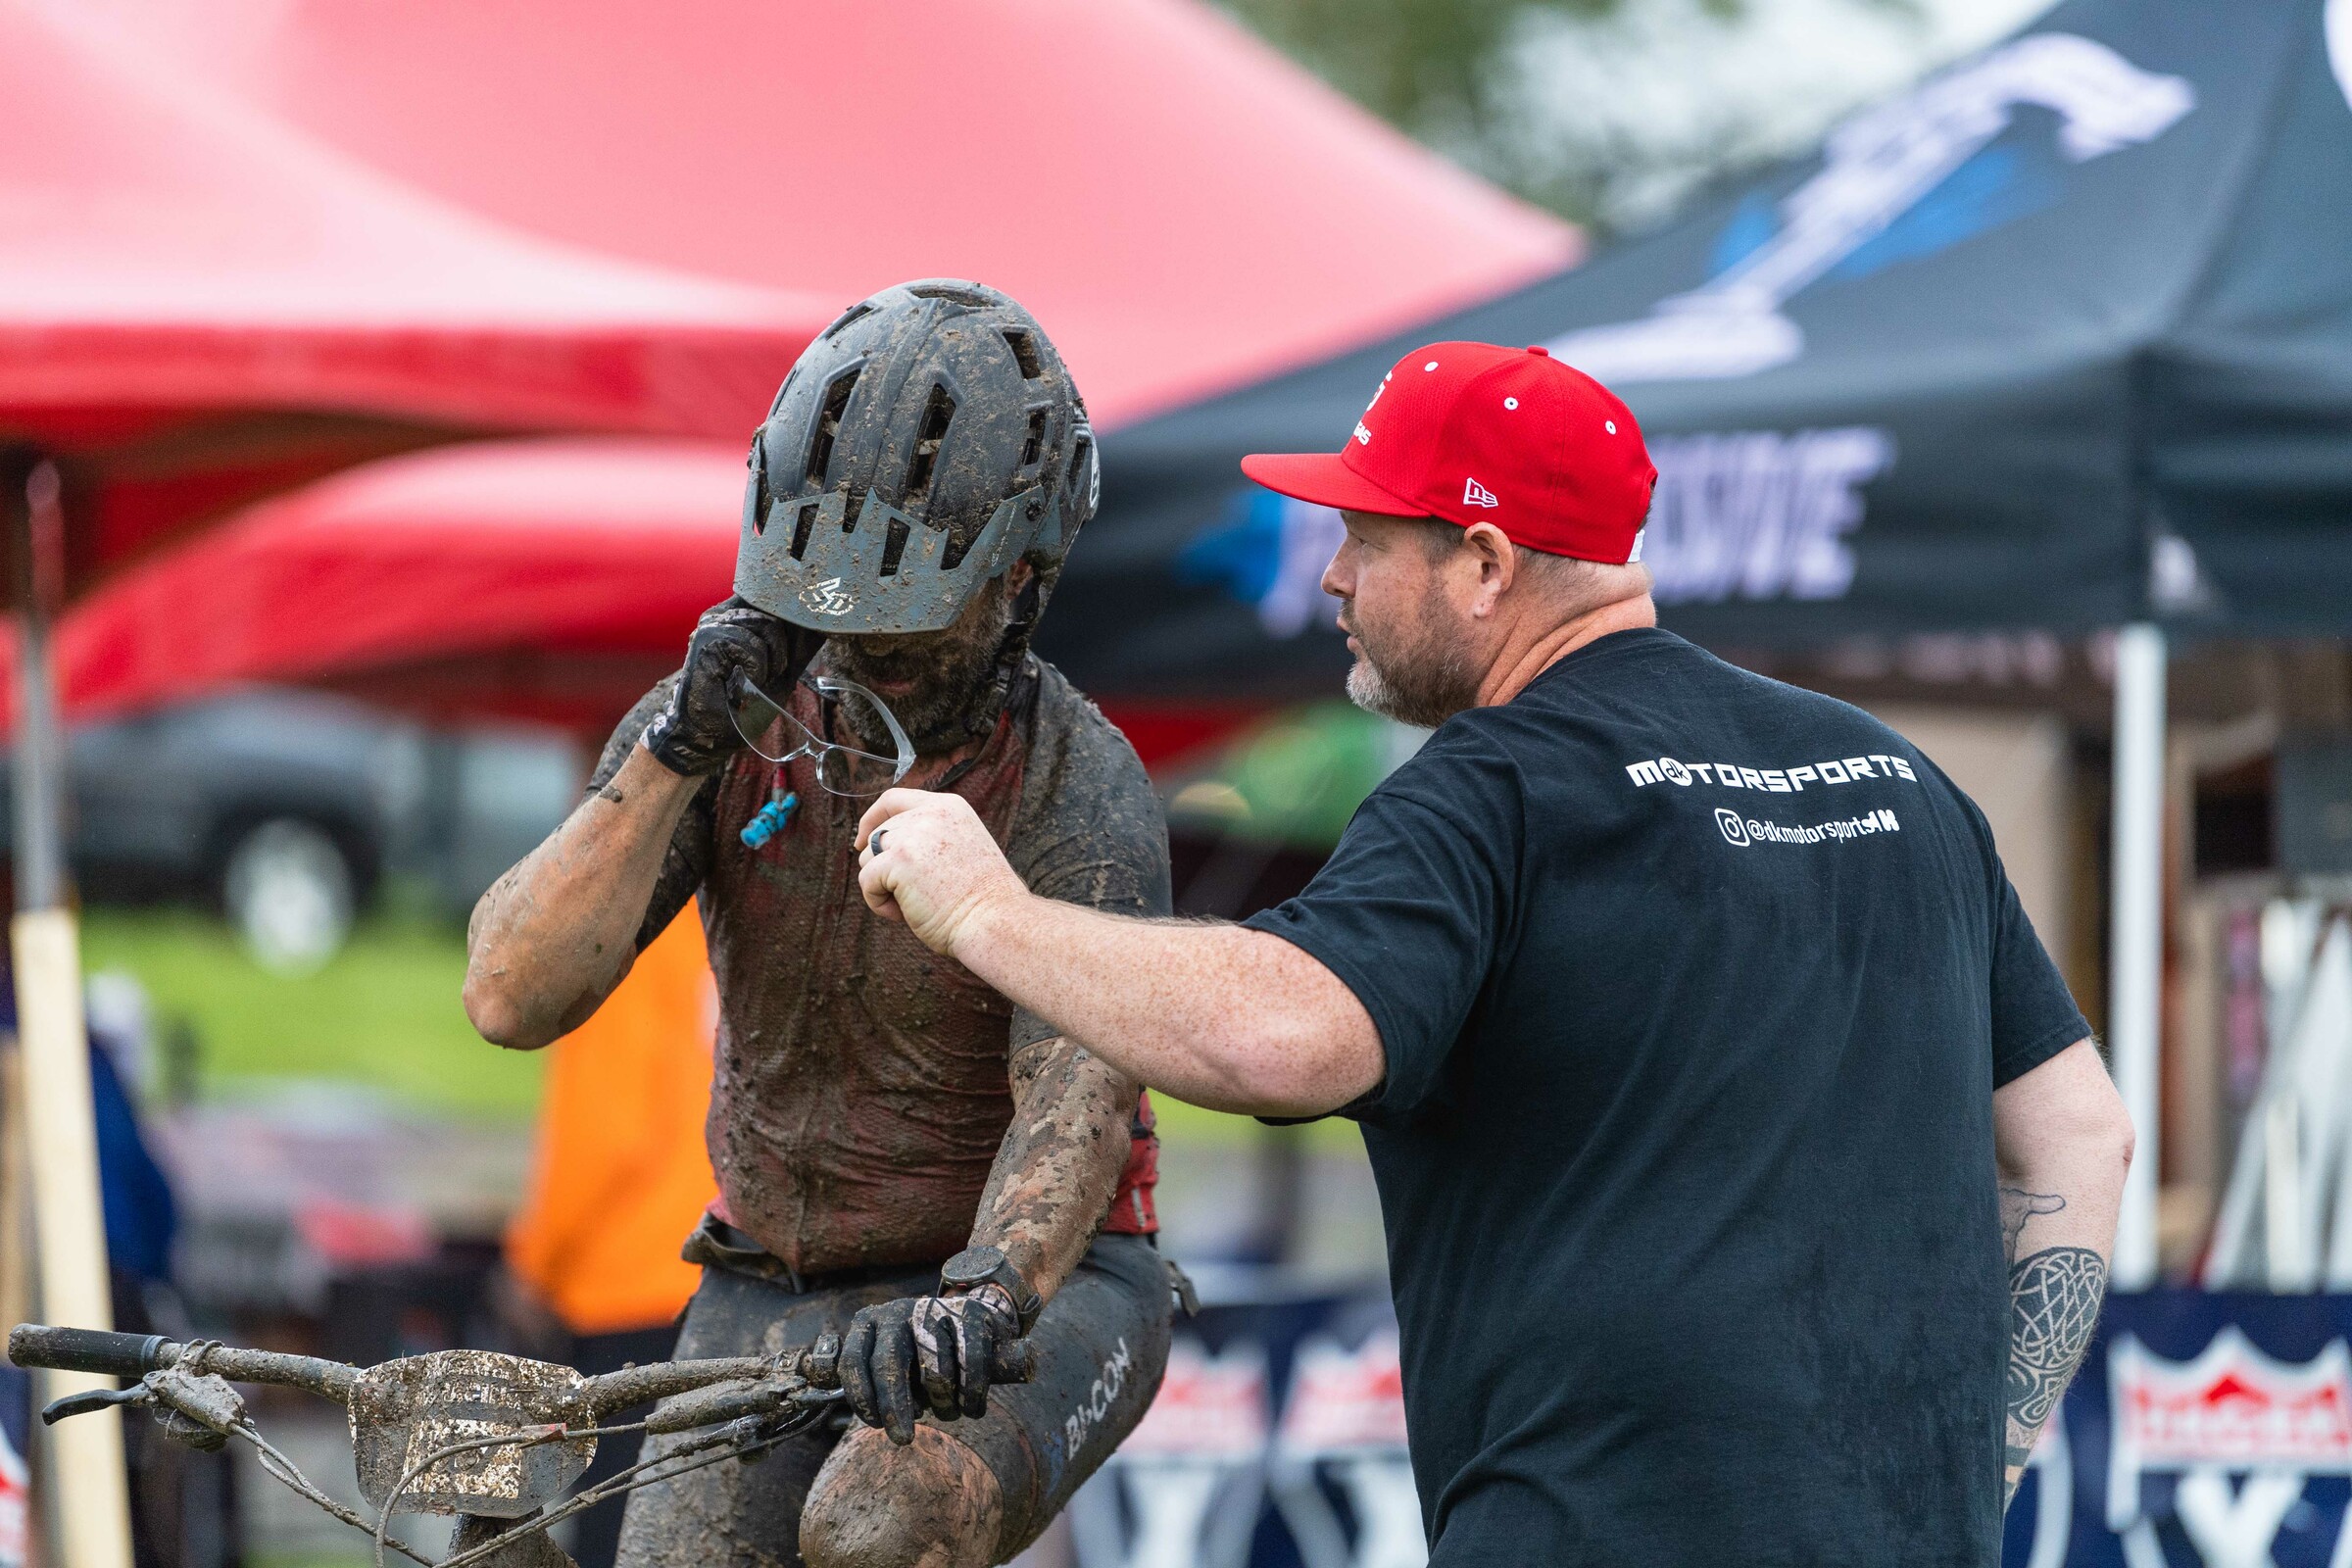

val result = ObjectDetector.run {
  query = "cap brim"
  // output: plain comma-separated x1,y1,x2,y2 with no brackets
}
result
1239,453,1425,516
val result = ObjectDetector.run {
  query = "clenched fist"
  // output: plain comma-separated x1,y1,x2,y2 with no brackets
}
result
855,790,1027,956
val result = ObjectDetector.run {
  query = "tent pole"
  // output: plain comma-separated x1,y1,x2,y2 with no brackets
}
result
6,454,134,1568
2108,623,2165,1291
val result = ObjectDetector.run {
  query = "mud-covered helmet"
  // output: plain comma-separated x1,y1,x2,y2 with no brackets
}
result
735,279,1099,636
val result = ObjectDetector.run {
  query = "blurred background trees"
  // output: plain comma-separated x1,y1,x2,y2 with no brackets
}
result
1218,0,2055,232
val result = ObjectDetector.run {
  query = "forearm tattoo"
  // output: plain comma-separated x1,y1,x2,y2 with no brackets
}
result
2002,1243,2108,1499
1999,1186,2067,1264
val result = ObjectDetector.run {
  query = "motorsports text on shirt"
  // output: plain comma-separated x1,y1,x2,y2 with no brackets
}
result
1624,752,1919,791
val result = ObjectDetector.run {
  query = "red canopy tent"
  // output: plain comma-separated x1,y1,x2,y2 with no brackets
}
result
0,12,823,1550
0,438,1258,763
0,1,828,599
7,439,741,734
90,0,1574,425
21,0,1571,760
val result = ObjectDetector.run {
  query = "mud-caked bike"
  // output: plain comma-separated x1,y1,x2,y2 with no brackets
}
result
9,1319,1031,1567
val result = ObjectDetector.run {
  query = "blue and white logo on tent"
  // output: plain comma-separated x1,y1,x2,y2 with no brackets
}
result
1549,31,2196,384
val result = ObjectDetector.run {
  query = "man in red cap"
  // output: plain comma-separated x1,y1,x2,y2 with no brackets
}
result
850,342,2132,1565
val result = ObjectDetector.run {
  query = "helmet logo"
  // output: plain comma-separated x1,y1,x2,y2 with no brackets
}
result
800,577,857,616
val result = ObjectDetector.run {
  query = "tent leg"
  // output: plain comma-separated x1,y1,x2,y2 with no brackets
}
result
2108,623,2165,1291
6,455,133,1568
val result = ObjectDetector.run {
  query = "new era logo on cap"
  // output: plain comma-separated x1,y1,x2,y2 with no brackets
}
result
1238,342,1658,564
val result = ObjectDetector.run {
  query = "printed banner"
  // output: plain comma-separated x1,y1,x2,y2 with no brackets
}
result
1073,1290,2352,1568
2009,1292,2352,1568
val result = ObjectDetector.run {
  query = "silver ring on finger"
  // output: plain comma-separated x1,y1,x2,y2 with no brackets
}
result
867,827,889,858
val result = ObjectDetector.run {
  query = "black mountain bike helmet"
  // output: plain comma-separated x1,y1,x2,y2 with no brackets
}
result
735,279,1098,638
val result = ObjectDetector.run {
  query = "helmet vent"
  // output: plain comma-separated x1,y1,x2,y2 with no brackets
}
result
748,436,771,532
788,501,820,561
901,383,958,514
1066,434,1093,488
841,489,866,533
1018,409,1047,469
1002,329,1044,379
822,303,875,341
879,517,912,577
907,283,992,306
807,368,860,484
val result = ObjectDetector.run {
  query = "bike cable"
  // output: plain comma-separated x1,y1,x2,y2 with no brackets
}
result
228,1421,436,1568
431,1403,835,1568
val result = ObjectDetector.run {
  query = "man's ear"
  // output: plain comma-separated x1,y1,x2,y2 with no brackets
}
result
1459,522,1516,619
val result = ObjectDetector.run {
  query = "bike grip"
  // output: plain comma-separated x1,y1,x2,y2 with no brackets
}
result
8,1325,171,1378
990,1340,1035,1386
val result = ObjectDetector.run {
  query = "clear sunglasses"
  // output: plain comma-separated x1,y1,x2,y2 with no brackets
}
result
725,671,916,797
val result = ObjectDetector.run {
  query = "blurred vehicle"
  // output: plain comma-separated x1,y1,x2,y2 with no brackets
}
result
0,690,581,969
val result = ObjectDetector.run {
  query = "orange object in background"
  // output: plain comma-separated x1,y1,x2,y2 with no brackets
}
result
506,908,718,1336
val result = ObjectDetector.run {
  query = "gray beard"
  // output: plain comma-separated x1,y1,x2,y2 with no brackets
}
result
1345,644,1476,730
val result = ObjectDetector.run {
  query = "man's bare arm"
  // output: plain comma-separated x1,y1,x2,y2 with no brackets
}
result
966,1036,1137,1306
962,909,1382,1117
464,745,703,1049
851,789,1384,1116
1992,1037,2132,1506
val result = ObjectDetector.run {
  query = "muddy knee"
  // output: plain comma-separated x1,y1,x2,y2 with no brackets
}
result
800,1425,1004,1568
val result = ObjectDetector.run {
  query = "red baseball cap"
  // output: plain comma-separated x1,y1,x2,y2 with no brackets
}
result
1242,341,1658,564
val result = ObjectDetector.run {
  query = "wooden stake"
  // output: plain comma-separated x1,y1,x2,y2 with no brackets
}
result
14,909,132,1568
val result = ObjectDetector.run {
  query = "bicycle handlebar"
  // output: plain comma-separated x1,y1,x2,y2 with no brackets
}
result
13,1322,1033,1416
574,1331,1032,1416
10,1325,357,1401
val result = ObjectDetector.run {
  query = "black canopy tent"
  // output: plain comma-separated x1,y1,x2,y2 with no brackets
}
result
1041,0,2352,1289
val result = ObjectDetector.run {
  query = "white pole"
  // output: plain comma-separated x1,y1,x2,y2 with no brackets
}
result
2108,623,2166,1291
7,456,134,1568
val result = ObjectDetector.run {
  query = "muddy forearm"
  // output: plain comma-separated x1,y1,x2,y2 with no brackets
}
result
464,745,701,1049
968,1037,1137,1307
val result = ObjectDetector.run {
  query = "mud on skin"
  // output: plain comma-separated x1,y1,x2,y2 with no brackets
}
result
580,656,1166,1278
581,632,1170,1563
799,1426,1003,1568
970,1036,1135,1296
821,569,1020,756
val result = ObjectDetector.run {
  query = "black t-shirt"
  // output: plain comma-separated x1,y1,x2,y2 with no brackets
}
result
1245,627,2086,1567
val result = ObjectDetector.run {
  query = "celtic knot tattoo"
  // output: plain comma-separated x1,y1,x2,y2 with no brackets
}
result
2005,1245,2107,1435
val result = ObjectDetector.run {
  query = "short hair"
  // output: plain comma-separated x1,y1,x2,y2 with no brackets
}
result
1417,516,1596,582
1419,517,1648,616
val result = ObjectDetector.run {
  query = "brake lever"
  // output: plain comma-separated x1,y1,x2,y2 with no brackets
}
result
41,1384,148,1425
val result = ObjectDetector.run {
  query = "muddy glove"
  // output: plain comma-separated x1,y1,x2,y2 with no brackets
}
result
640,597,823,776
840,1279,1028,1444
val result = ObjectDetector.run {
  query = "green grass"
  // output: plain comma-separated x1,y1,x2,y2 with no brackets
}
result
1152,1090,1364,1151
79,906,541,1119
74,906,1356,1149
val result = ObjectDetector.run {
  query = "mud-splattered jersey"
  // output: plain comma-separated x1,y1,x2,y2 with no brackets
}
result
590,656,1168,1275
